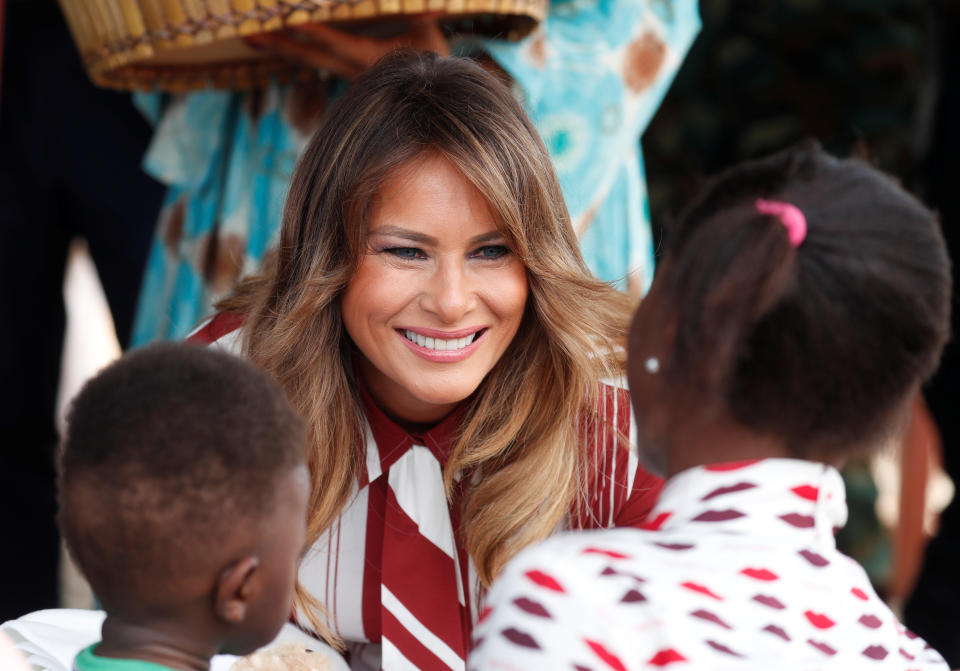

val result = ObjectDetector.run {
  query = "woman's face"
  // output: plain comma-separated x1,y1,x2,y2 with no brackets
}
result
342,153,529,424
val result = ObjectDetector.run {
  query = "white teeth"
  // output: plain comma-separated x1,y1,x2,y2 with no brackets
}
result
404,330,477,351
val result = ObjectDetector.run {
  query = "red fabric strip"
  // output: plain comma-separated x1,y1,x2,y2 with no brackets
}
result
616,464,663,528
361,477,387,642
382,608,457,670
187,311,245,344
382,486,468,658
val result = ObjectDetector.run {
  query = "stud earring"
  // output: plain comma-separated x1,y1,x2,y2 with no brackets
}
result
644,357,660,374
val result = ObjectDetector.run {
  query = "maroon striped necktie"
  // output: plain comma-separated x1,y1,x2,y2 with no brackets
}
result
361,386,472,670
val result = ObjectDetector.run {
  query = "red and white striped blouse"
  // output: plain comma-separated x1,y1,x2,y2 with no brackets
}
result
190,313,662,671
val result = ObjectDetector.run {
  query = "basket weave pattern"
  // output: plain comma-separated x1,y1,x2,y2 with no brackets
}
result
57,0,546,90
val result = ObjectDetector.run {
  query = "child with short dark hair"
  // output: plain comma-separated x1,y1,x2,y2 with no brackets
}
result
58,343,311,671
469,141,952,670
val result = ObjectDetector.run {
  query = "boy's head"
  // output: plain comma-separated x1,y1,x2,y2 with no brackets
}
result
58,343,309,655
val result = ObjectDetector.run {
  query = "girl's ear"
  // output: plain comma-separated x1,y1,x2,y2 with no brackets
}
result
214,556,260,625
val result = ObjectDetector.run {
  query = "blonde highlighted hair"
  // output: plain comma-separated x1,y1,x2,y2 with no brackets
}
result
219,50,634,643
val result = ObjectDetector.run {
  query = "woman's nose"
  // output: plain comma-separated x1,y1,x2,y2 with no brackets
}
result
420,261,476,323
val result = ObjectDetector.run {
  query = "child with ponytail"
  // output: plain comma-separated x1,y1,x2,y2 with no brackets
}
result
469,140,952,670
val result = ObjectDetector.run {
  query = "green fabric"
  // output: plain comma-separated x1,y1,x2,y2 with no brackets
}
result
73,645,181,671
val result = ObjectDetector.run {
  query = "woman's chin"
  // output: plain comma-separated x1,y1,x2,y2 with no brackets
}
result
398,384,477,420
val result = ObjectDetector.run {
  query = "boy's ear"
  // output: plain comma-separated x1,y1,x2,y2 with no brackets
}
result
214,556,260,625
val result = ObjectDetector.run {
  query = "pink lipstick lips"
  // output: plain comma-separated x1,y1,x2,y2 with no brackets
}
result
396,327,488,363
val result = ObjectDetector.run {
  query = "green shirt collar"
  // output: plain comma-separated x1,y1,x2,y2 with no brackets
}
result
73,645,183,671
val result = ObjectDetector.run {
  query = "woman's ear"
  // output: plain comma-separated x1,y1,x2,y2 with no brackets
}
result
214,556,260,625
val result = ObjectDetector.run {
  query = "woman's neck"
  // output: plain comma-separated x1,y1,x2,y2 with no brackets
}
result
355,356,461,426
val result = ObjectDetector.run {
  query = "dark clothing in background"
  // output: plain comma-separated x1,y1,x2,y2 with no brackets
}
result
0,0,162,620
904,4,960,667
644,0,932,230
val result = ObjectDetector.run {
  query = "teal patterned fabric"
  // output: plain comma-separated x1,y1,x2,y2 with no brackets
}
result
130,0,700,346
478,0,699,292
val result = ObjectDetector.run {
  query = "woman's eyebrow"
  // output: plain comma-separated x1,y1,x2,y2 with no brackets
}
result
469,231,507,245
368,226,436,244
368,227,506,245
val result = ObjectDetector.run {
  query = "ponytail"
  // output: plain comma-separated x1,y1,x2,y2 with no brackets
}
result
652,140,950,458
662,204,799,418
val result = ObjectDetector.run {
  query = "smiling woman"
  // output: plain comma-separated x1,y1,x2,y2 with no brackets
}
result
342,153,528,424
193,50,661,671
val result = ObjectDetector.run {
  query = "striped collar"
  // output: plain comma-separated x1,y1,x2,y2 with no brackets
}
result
357,375,468,487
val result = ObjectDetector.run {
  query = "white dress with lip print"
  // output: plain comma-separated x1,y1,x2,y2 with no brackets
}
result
469,458,949,671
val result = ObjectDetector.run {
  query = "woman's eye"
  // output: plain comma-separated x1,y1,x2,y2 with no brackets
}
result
385,247,425,260
472,245,510,260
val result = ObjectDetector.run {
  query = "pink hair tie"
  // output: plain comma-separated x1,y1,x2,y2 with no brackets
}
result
755,198,807,247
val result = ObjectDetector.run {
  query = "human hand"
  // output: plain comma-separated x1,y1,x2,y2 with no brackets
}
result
245,15,450,80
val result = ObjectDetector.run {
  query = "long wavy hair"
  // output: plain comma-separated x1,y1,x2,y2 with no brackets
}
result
220,50,634,642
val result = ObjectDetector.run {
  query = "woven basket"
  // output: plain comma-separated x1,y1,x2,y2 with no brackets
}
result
57,0,546,91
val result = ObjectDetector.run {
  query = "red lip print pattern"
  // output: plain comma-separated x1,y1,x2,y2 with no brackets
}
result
807,639,838,656
640,511,672,530
655,542,695,551
752,594,787,609
681,582,724,600
863,645,889,660
583,547,632,559
852,587,870,600
620,589,647,603
740,567,779,581
647,649,688,666
790,484,819,501
779,513,816,528
798,549,830,567
706,640,743,657
599,566,646,582
805,611,836,629
690,609,732,629
701,482,756,500
585,639,628,671
524,570,566,593
693,509,746,522
858,614,883,629
762,624,791,641
502,628,540,649
513,597,551,618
